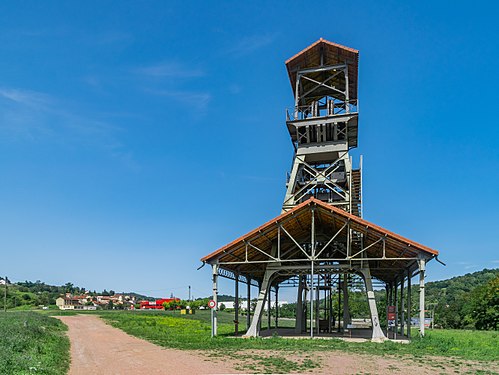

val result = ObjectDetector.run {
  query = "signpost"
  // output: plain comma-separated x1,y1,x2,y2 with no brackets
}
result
209,300,216,337
387,305,396,338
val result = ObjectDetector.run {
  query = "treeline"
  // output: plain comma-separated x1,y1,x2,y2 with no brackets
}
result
0,279,154,309
238,269,499,331
426,268,498,330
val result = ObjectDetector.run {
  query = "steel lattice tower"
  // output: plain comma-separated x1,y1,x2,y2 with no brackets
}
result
283,39,361,217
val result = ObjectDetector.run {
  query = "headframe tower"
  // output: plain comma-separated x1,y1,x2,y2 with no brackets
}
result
201,39,439,342
283,39,361,216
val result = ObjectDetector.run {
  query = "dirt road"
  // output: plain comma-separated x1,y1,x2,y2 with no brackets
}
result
58,315,237,375
59,315,495,375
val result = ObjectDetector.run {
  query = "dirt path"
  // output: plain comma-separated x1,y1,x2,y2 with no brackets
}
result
58,315,495,375
58,315,238,374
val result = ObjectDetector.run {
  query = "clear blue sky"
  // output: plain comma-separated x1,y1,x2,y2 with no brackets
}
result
1,1,498,299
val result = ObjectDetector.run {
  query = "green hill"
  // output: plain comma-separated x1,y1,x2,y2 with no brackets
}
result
426,268,499,329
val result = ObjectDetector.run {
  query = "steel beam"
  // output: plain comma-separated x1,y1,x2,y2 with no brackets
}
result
246,277,251,329
419,258,426,336
235,271,239,336
211,263,218,337
407,268,412,338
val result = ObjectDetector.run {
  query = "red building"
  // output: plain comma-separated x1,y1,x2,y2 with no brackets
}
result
139,298,180,310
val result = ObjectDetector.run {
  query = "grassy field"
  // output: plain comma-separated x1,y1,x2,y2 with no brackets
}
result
0,312,70,375
93,309,498,373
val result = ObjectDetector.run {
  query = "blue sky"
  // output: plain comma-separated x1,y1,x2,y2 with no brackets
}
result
1,1,498,299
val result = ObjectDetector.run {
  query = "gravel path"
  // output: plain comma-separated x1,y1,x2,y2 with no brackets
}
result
58,315,237,375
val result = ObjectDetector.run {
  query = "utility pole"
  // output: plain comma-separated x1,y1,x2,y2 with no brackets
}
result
4,276,7,312
188,285,191,301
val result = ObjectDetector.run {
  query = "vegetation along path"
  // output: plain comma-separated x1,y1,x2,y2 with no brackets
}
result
58,314,237,374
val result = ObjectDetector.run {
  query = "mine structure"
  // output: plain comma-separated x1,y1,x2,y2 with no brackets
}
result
201,39,439,341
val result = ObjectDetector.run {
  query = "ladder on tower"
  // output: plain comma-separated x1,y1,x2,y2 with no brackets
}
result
351,169,362,218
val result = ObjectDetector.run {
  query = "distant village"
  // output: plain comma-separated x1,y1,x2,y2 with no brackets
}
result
56,293,139,310
56,292,288,312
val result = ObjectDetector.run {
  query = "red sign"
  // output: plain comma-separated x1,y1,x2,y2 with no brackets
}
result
388,312,396,320
208,300,216,309
387,306,396,313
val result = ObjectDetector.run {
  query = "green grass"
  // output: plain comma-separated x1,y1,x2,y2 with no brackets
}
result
95,309,498,373
0,311,70,375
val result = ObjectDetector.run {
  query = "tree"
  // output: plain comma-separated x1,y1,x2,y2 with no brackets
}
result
64,282,74,293
219,303,226,311
470,276,499,330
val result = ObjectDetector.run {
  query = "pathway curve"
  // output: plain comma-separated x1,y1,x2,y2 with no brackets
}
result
58,315,237,375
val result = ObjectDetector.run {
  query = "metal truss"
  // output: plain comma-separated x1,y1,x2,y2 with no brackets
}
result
217,268,260,287
287,64,358,121
217,204,422,270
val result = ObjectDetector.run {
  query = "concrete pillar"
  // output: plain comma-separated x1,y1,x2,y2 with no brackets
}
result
359,267,387,342
419,258,426,336
244,267,276,337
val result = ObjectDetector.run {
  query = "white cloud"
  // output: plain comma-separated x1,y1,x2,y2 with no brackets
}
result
228,33,278,57
464,264,478,269
0,87,135,167
144,88,211,110
135,62,205,78
0,88,52,109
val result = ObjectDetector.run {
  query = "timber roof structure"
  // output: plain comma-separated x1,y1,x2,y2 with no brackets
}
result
285,38,359,102
201,198,437,284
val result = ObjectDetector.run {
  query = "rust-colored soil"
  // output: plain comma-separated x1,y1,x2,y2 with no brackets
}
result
58,315,238,374
58,315,495,374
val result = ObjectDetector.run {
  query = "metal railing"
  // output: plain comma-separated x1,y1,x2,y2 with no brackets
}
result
286,99,358,121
